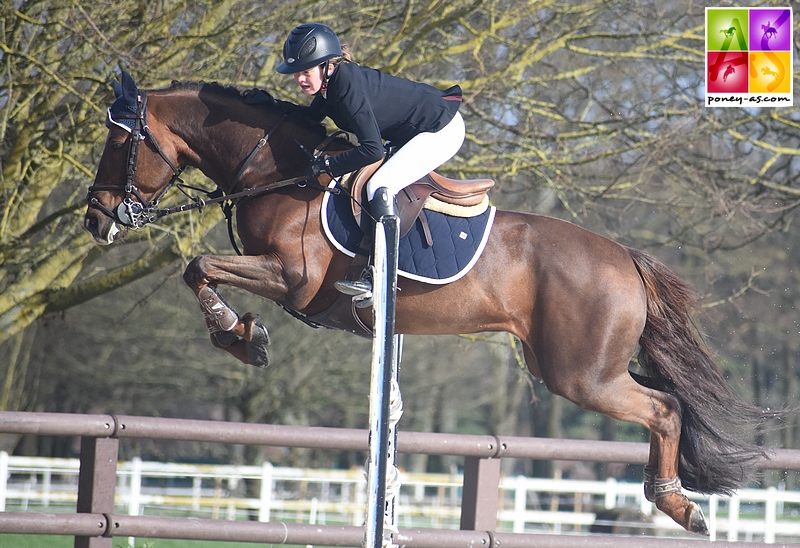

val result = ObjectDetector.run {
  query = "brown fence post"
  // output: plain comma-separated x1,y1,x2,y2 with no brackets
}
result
74,436,118,548
459,456,500,532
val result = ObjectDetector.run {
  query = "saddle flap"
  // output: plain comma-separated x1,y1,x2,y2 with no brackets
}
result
347,159,385,226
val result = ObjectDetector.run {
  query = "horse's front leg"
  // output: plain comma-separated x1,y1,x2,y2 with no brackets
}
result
183,254,294,368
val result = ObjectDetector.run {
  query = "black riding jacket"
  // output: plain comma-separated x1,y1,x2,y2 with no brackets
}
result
308,62,462,177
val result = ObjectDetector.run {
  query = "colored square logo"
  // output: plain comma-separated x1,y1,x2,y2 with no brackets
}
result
707,9,749,51
707,51,748,93
705,7,793,107
750,51,792,94
749,9,792,51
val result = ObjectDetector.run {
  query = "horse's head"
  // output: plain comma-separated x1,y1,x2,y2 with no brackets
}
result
85,71,350,246
85,71,184,244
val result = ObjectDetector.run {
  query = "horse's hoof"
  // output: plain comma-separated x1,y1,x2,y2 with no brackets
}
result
247,314,271,368
688,503,709,536
212,330,238,348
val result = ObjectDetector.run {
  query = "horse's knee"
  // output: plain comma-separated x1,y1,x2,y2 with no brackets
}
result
183,256,209,289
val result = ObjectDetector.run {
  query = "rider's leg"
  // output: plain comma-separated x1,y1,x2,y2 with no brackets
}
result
333,187,395,304
365,112,466,200
335,113,465,303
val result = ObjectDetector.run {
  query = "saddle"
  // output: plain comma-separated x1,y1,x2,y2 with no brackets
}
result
300,157,495,338
344,159,494,243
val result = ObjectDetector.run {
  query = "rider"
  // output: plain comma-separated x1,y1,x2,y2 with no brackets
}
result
277,23,465,305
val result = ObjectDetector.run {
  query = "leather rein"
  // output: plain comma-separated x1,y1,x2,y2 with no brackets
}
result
86,90,336,234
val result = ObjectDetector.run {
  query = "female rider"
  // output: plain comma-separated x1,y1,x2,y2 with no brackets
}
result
277,23,465,304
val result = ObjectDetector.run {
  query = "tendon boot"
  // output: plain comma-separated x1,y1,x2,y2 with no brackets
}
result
334,187,397,307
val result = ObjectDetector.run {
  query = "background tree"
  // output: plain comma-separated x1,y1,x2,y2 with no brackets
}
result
1,1,799,483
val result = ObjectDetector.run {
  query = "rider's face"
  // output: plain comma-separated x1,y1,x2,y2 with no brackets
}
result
294,65,326,95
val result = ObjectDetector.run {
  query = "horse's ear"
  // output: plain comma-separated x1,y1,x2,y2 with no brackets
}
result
119,70,139,100
107,70,141,130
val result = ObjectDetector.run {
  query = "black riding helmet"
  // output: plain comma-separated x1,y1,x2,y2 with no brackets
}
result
276,23,342,74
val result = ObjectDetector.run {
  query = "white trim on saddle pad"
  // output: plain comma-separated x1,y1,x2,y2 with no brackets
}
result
320,180,496,285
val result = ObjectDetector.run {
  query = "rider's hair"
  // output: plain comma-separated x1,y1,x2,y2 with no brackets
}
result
329,44,355,67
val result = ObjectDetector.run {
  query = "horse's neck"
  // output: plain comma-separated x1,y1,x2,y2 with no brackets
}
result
160,93,285,193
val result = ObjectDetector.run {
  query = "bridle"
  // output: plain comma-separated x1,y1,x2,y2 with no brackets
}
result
87,91,186,229
86,91,327,232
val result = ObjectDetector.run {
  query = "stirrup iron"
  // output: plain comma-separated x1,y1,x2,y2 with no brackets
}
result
334,278,373,297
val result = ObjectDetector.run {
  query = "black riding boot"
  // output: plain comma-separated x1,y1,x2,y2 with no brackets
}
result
334,187,396,307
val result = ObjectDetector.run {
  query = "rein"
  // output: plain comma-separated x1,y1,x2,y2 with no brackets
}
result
87,92,339,236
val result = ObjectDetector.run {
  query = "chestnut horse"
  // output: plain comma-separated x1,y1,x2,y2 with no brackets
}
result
84,74,772,535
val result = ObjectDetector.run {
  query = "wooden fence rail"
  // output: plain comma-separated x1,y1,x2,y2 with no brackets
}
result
0,411,798,547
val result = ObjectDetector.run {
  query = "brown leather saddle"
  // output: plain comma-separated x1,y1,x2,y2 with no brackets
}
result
345,159,494,244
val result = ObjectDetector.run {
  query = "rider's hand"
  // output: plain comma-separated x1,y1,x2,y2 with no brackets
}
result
305,155,331,181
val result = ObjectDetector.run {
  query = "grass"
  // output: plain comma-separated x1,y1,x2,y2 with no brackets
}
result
0,535,315,548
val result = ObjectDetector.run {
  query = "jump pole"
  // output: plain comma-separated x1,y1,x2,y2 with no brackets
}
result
364,203,403,548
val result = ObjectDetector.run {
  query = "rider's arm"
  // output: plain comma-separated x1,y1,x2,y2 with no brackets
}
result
323,65,384,177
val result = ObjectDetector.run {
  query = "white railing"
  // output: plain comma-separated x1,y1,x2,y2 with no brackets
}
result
1,453,799,543
498,475,800,543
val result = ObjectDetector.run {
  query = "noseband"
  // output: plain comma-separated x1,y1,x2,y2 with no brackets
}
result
87,91,185,229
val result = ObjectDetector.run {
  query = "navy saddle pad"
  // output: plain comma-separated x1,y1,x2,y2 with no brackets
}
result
321,184,495,284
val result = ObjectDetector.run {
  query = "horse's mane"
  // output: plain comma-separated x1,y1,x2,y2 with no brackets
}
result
164,80,243,99
156,80,336,143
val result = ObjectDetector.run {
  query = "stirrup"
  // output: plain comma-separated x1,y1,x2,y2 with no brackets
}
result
334,278,373,297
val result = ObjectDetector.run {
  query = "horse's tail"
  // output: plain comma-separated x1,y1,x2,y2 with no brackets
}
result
627,247,773,495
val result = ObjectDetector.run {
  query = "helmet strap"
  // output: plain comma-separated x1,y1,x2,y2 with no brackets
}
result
319,62,332,96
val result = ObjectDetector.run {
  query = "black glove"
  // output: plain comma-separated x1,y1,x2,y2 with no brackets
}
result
242,88,275,105
305,155,331,181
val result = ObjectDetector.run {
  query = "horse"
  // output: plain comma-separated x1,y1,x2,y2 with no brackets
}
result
762,22,778,40
84,72,774,535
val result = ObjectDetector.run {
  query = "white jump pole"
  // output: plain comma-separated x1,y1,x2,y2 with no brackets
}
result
364,204,403,548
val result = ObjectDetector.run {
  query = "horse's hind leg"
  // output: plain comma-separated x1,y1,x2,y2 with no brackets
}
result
536,355,708,534
608,384,708,534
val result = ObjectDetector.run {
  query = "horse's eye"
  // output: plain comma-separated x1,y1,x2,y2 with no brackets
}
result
111,141,126,151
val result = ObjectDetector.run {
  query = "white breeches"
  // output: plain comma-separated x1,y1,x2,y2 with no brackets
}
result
366,112,465,201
